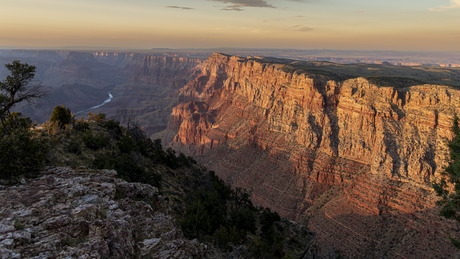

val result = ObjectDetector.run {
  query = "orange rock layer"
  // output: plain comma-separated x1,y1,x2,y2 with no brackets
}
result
166,53,460,257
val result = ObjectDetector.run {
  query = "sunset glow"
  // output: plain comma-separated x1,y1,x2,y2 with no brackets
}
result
1,0,459,50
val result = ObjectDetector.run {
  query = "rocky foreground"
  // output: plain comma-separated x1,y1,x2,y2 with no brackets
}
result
0,167,205,258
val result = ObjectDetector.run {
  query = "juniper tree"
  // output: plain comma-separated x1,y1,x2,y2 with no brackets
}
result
0,61,48,180
50,105,72,128
0,60,44,125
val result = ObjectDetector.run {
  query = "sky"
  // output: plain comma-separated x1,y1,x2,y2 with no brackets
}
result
0,0,459,51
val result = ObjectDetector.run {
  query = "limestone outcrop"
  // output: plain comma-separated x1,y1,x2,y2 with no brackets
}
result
0,167,205,258
166,53,460,257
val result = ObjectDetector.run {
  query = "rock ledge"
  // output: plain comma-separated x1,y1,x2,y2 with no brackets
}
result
0,167,204,258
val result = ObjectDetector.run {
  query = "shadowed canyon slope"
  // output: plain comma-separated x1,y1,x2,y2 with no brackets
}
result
1,50,201,137
164,53,460,257
95,53,202,135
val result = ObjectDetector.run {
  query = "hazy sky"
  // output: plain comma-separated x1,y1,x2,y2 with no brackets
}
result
1,0,459,51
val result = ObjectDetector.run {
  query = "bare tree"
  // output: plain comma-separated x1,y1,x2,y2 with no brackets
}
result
0,60,45,124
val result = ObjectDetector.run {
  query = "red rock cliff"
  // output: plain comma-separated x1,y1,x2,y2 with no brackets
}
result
166,53,460,257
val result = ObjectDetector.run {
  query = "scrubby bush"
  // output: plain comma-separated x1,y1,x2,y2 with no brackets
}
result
117,135,136,154
66,138,82,155
229,206,257,234
50,105,72,128
259,207,281,233
87,113,106,123
247,208,284,258
103,119,122,139
213,225,245,251
181,190,226,238
180,170,270,252
0,113,48,181
73,119,89,132
82,130,108,150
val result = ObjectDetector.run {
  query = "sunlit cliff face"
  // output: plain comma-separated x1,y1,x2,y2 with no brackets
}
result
165,53,460,257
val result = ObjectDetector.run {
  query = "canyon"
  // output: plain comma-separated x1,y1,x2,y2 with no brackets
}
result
95,53,201,134
1,50,201,137
3,50,460,257
164,53,460,257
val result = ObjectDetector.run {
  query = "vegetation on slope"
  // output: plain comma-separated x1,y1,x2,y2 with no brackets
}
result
0,59,314,257
1,105,313,257
433,115,460,249
0,60,48,181
0,113,49,181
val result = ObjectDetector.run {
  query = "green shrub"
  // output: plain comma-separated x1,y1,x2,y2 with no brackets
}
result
92,152,116,170
92,151,160,187
103,119,122,139
248,208,284,258
67,138,82,155
117,135,136,154
126,126,155,157
83,130,108,150
113,153,145,182
163,148,180,169
14,219,25,230
248,231,285,259
259,207,281,234
73,120,89,132
50,105,72,128
87,113,106,123
181,190,226,238
213,225,245,250
0,113,49,180
229,207,256,234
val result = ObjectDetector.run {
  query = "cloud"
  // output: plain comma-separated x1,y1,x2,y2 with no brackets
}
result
293,25,314,32
166,5,194,10
221,5,244,11
210,0,317,11
429,0,460,11
263,18,283,22
210,0,275,11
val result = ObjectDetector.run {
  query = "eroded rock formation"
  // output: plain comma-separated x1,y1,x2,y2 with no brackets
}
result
165,53,460,257
0,167,205,258
95,53,203,136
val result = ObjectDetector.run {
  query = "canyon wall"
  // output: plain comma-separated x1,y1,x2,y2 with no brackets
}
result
166,53,460,257
93,52,202,135
7,51,202,133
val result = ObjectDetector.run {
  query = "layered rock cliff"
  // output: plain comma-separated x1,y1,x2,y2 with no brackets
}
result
94,53,202,136
166,53,460,257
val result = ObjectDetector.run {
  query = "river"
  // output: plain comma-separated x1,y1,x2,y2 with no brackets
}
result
75,91,113,116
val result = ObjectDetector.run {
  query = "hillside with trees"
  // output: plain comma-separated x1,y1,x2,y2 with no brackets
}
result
0,60,314,258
